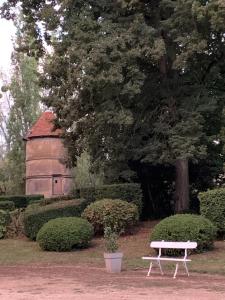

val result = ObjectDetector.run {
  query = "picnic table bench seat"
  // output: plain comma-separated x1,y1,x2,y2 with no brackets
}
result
142,240,197,278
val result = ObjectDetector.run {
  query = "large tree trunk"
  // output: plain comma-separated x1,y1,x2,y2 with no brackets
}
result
174,158,190,213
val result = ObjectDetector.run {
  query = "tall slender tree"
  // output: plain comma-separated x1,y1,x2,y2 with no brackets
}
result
0,16,42,194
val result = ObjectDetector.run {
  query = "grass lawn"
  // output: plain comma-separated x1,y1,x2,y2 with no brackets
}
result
0,221,225,276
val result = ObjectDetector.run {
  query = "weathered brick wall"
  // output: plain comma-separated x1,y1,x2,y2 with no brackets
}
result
25,137,73,197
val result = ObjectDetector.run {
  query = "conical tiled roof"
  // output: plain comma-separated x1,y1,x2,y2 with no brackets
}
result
25,111,62,140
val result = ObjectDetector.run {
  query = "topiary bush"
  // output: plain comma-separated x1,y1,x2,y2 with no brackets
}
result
39,195,75,206
73,183,143,214
82,199,139,234
151,214,216,255
6,209,24,238
104,226,119,253
0,195,44,208
0,201,15,211
37,217,94,251
199,188,225,235
0,209,11,239
23,199,88,240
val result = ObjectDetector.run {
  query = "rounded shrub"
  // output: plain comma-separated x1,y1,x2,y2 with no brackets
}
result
23,199,88,240
0,210,10,226
0,209,10,239
37,217,94,251
82,199,139,234
0,195,44,208
151,214,216,255
199,188,225,235
0,201,15,211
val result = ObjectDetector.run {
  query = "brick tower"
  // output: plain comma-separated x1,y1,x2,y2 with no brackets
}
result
25,111,73,198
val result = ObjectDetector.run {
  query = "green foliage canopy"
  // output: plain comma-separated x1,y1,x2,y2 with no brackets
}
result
2,0,225,212
2,0,223,163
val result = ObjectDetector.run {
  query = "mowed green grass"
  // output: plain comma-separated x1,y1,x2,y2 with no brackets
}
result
0,221,225,275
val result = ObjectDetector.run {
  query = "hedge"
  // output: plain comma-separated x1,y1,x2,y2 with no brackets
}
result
0,210,11,239
74,183,143,214
0,195,44,208
0,201,15,211
39,195,75,206
82,199,139,234
23,198,88,240
199,188,225,235
151,214,216,255
37,217,94,251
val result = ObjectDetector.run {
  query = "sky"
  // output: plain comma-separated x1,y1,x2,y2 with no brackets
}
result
0,0,16,74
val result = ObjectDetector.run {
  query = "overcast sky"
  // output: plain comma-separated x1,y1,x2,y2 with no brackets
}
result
0,0,16,74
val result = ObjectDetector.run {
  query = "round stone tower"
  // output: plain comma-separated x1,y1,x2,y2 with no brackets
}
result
25,111,73,198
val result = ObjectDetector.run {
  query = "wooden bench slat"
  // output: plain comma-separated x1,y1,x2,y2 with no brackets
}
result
150,241,197,249
142,257,191,262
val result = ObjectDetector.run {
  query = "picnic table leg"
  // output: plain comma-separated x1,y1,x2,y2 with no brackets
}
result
147,262,153,276
183,261,189,276
173,263,179,279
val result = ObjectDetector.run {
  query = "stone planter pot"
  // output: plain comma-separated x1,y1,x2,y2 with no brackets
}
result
104,252,123,273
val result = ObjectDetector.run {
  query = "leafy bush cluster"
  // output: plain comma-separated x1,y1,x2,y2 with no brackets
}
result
37,217,94,251
0,201,15,211
82,199,139,234
104,226,119,253
24,199,88,240
74,183,143,214
0,195,44,208
0,210,10,239
6,209,24,238
151,214,216,255
39,195,75,206
199,188,225,235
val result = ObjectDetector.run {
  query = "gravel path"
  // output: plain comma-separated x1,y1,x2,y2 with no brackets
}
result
0,265,224,299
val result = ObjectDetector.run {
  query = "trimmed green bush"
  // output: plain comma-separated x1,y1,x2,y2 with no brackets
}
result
82,199,139,234
151,214,216,255
26,195,44,202
39,195,75,206
0,210,10,239
0,201,15,211
74,183,143,214
6,209,24,238
37,217,94,251
0,195,44,208
199,188,225,235
28,199,42,205
24,199,88,240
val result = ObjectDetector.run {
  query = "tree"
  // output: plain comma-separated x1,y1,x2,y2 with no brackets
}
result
0,16,42,194
0,72,12,153
73,150,104,189
2,0,225,213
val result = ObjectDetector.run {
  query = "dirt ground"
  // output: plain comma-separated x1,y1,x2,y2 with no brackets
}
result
0,265,225,300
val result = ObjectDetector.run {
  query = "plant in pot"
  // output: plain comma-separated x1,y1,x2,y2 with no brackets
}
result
103,226,123,273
